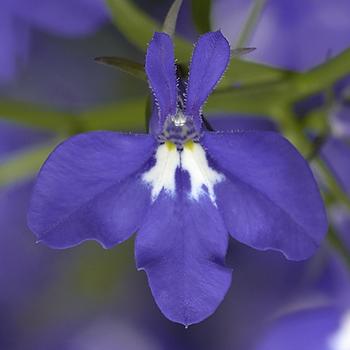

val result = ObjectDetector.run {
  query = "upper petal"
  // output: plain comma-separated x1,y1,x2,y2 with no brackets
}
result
202,131,328,260
185,31,230,130
145,32,177,134
135,172,232,326
28,131,156,248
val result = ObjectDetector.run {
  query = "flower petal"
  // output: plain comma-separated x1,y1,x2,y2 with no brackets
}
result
185,31,230,130
202,131,328,260
135,174,232,326
28,131,156,248
145,32,177,134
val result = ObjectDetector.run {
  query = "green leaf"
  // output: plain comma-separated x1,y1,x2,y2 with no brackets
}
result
94,56,146,81
0,138,61,187
191,0,211,33
162,0,183,37
106,0,191,62
0,100,76,133
231,47,256,57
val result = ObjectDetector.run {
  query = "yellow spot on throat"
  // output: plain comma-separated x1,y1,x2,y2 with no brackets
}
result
184,140,195,151
165,141,176,151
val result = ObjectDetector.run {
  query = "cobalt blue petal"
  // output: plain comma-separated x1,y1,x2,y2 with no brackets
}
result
202,131,328,260
28,131,156,248
135,174,232,326
185,31,230,130
145,32,177,134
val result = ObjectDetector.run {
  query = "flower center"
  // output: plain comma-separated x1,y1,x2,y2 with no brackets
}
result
158,110,199,150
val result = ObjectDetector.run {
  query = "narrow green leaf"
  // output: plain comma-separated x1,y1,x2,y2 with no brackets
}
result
0,139,61,187
94,56,146,81
162,0,183,37
231,47,256,57
106,0,191,61
0,100,75,133
191,0,211,33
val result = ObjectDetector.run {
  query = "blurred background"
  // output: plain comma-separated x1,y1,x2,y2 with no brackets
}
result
1,0,350,349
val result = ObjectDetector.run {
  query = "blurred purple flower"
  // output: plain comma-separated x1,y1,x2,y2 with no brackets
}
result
253,254,350,350
0,0,108,83
212,0,350,70
255,306,350,350
28,31,327,325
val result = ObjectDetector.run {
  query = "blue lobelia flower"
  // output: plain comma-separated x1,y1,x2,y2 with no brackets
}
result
253,251,350,350
28,31,328,325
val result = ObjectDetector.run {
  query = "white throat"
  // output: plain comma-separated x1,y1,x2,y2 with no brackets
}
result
142,141,224,203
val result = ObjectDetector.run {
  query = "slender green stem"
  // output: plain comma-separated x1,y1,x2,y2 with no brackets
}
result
162,0,183,37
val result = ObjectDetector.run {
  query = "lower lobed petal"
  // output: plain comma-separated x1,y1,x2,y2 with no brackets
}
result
135,171,232,326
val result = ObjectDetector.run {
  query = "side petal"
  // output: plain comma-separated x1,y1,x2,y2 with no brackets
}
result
145,32,177,134
185,31,230,130
202,131,328,260
28,131,156,248
135,175,232,326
